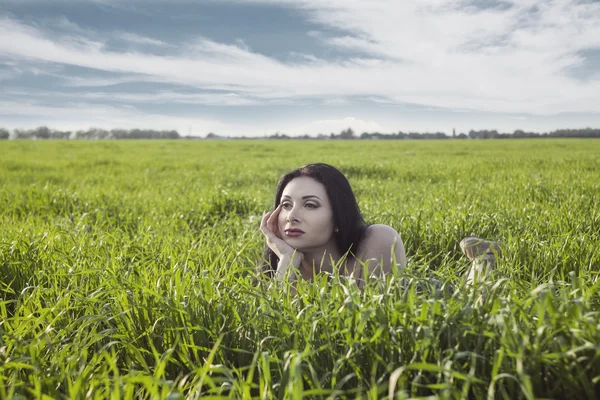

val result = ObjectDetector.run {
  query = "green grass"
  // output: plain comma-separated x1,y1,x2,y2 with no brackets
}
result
1,139,599,399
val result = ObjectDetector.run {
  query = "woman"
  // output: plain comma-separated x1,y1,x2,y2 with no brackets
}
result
260,163,500,288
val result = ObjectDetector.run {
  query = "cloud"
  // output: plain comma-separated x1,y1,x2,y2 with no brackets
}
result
4,88,265,106
321,98,350,106
117,32,172,47
59,74,161,87
0,99,244,135
44,15,173,50
1,0,600,117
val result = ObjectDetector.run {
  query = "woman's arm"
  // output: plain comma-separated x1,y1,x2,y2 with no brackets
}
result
350,224,407,287
260,205,305,284
275,251,303,283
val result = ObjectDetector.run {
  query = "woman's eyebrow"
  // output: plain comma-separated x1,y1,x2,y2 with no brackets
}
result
281,194,322,201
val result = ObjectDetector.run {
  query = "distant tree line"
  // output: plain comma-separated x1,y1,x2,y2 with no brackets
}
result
207,127,600,140
463,128,600,139
0,126,179,140
1,126,599,140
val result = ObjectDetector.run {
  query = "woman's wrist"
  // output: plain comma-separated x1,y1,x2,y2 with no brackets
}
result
276,251,303,282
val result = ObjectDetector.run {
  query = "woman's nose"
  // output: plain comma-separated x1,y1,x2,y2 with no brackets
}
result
286,208,300,222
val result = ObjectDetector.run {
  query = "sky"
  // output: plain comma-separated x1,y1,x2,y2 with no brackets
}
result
1,0,599,137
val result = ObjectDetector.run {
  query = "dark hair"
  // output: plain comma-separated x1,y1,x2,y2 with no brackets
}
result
261,163,369,276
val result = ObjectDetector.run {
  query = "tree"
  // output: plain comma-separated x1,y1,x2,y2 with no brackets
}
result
111,129,128,139
50,130,71,139
14,129,32,139
340,127,355,139
0,128,9,140
32,126,51,139
162,130,180,139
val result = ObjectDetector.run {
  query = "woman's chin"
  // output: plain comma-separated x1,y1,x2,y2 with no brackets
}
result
283,236,298,248
282,239,307,253
282,237,299,247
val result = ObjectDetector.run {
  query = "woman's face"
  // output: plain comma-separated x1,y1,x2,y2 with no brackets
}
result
278,176,336,252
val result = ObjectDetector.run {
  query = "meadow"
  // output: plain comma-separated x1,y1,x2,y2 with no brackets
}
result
0,139,599,399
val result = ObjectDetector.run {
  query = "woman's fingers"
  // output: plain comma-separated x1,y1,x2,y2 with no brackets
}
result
261,209,280,243
267,205,282,238
260,211,269,229
273,205,283,238
260,206,295,258
260,211,273,236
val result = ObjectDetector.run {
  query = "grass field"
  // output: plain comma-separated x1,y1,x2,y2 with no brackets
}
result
1,139,599,399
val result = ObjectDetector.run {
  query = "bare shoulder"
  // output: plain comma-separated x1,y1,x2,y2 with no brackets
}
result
346,224,407,287
362,224,401,242
355,224,407,267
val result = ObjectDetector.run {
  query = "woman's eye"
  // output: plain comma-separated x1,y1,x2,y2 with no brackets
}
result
281,203,292,209
305,203,318,209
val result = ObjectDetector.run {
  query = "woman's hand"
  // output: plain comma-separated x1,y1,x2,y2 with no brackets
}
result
260,205,297,258
260,205,304,281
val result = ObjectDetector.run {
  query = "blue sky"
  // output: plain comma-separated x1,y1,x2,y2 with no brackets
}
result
1,0,599,137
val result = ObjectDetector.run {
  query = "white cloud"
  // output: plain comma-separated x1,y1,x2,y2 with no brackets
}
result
1,0,600,122
321,98,350,106
60,74,161,87
118,32,171,47
0,100,246,136
5,89,264,106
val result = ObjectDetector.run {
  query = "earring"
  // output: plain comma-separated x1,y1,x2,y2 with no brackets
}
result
334,227,339,233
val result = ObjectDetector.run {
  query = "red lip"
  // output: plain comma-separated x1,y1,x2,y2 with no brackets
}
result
284,228,305,236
